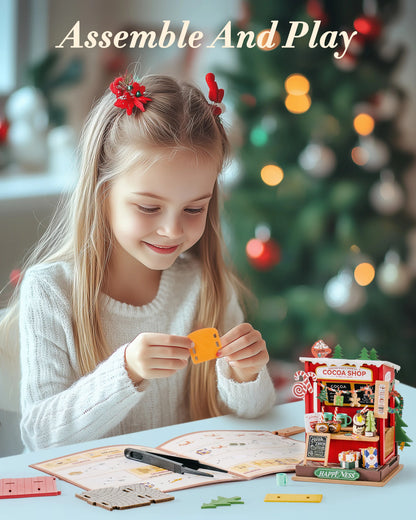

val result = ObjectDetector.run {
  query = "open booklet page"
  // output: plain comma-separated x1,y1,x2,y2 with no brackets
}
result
31,430,304,492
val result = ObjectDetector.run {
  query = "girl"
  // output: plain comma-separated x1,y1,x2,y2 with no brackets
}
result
2,73,276,450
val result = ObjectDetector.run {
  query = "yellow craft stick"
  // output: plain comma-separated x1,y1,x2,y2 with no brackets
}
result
264,494,323,503
188,328,222,364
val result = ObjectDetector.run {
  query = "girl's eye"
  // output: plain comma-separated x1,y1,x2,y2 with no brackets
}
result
137,205,159,214
185,207,204,214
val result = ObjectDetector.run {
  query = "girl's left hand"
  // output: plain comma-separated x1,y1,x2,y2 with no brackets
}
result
218,323,269,383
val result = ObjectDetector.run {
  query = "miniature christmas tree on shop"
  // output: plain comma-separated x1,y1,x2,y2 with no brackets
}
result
221,0,416,388
291,339,411,486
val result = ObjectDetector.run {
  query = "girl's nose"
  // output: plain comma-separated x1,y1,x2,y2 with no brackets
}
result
157,214,184,239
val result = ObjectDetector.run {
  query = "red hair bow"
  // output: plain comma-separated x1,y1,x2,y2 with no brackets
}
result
110,76,151,115
205,72,225,116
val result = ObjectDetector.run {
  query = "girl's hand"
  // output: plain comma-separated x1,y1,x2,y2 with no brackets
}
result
125,333,192,384
218,323,269,383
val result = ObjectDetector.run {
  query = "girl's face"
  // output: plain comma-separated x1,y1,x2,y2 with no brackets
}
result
107,150,218,274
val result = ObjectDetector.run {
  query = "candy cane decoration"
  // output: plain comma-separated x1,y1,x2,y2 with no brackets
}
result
292,371,317,399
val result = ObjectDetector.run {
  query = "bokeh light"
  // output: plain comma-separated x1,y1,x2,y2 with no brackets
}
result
285,74,310,95
285,94,311,114
353,113,375,136
246,238,265,259
261,164,284,186
250,126,268,146
351,146,369,166
354,262,375,286
257,30,281,50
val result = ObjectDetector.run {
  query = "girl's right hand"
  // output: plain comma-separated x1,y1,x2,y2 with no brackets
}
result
124,333,192,384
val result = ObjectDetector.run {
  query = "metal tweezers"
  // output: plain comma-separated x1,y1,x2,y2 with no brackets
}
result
124,448,228,478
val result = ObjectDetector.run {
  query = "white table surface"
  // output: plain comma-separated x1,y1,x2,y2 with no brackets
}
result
0,382,415,518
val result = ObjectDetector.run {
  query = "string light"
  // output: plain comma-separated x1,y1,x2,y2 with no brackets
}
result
353,113,375,135
285,94,311,114
354,262,375,286
285,74,310,95
284,73,311,114
261,164,284,186
257,30,281,51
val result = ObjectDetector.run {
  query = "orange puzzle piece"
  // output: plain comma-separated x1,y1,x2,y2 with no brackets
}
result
188,328,222,364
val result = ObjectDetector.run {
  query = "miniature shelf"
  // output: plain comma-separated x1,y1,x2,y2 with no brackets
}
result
330,432,379,442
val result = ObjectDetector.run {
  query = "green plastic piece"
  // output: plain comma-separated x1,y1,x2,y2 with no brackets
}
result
201,496,244,508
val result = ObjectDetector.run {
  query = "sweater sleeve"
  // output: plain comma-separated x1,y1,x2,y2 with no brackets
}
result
215,282,276,418
19,268,148,450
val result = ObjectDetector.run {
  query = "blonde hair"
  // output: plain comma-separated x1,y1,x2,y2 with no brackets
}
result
1,74,242,420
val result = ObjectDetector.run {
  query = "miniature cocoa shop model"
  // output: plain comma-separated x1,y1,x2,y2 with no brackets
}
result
292,340,412,486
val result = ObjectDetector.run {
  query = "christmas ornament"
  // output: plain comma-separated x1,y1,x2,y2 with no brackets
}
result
377,250,412,296
324,269,367,314
298,142,336,178
371,90,400,120
306,0,329,25
333,52,357,71
255,223,271,242
246,237,281,270
353,15,382,41
358,136,390,171
369,170,404,215
292,371,317,399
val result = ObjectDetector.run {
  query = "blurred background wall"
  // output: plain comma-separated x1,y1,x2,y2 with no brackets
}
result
1,0,415,455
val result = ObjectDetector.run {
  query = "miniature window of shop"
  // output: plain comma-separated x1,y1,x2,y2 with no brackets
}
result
323,382,375,407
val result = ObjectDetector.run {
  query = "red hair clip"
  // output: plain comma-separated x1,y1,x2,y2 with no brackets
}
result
205,73,225,116
110,76,152,115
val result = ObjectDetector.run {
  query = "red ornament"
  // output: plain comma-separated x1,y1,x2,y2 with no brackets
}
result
109,76,152,115
246,237,281,270
306,0,329,25
0,118,9,143
205,73,225,116
353,15,382,41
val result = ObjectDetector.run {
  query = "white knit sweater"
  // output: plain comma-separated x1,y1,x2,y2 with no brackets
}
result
19,255,276,450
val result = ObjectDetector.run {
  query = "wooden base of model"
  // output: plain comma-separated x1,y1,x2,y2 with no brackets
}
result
292,455,402,487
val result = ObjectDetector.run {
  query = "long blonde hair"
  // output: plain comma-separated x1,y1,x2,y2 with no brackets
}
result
1,74,242,420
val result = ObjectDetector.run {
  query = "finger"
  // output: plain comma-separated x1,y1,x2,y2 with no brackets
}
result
220,323,253,347
228,349,269,369
224,339,266,362
219,330,260,357
148,345,191,360
142,333,194,350
148,357,189,371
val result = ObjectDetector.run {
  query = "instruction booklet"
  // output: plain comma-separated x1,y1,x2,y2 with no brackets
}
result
31,430,304,492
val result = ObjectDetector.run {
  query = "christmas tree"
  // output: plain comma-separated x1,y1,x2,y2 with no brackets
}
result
220,0,415,386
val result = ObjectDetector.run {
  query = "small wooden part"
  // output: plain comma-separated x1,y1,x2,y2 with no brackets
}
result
75,483,174,511
264,493,322,503
188,328,222,364
273,426,305,437
0,477,60,499
304,432,330,466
